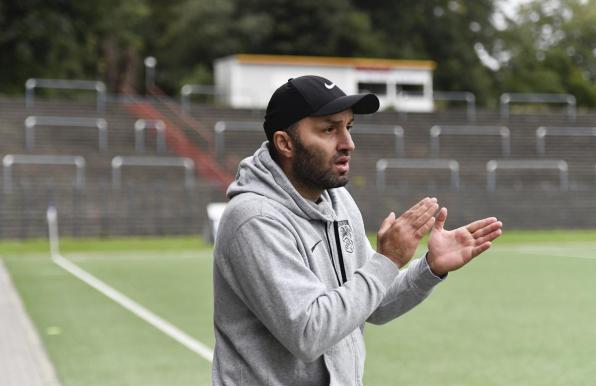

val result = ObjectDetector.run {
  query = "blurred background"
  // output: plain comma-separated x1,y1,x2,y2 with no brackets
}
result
1,0,595,237
1,0,595,385
2,0,595,103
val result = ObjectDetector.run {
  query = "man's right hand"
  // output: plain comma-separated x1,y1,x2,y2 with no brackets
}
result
376,197,439,268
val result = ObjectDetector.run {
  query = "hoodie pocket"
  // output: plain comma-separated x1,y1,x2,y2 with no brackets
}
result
351,329,366,385
323,333,362,386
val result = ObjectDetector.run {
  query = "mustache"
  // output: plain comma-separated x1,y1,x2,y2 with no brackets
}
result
332,150,351,162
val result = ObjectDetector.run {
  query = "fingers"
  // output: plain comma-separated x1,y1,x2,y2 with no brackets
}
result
475,228,502,245
416,215,436,238
394,197,439,235
433,207,448,231
471,223,503,257
466,217,498,233
404,197,438,228
471,241,492,258
413,197,438,218
472,220,503,238
378,212,396,235
402,197,435,219
412,202,439,229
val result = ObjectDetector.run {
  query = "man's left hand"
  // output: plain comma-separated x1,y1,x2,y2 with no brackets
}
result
427,208,503,277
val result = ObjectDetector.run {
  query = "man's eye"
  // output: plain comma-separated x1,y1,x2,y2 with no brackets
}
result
347,125,354,131
325,127,334,133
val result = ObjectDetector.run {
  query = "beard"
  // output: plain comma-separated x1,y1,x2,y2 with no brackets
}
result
291,134,350,191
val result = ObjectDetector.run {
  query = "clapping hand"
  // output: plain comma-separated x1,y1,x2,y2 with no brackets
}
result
377,197,439,268
427,207,503,277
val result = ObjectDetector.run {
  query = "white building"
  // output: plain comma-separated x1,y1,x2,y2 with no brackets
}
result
214,54,436,112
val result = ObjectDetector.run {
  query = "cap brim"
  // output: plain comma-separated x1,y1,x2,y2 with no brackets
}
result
311,93,380,116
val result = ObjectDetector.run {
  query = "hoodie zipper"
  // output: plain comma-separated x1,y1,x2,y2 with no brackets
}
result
324,224,342,286
333,221,348,284
324,221,347,285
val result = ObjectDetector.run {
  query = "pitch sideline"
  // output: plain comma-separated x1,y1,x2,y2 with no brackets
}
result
46,206,214,363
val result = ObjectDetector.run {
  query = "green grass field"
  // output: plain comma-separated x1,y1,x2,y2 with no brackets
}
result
2,230,595,386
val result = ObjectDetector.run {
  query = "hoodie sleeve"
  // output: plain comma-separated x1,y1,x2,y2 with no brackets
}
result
216,214,400,362
334,189,444,325
367,252,445,325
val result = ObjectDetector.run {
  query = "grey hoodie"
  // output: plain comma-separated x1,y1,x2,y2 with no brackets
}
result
212,143,443,385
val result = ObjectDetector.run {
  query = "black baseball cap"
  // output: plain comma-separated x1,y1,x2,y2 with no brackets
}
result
263,75,380,140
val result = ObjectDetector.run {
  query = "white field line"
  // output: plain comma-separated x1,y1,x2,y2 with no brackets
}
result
46,207,214,363
496,245,596,260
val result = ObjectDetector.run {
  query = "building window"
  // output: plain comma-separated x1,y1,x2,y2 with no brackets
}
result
396,83,424,97
358,82,387,96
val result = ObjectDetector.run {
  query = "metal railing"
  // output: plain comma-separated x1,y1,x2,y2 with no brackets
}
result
430,125,511,157
376,158,460,191
180,84,222,113
213,121,405,158
25,78,106,113
486,159,568,192
500,93,576,121
134,119,167,154
25,116,108,151
536,126,596,156
2,154,86,193
111,156,195,189
352,125,405,157
433,91,476,121
214,121,261,158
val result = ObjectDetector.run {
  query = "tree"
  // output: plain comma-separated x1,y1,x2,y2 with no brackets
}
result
355,0,499,105
0,0,149,94
0,0,594,107
492,0,596,106
154,0,381,93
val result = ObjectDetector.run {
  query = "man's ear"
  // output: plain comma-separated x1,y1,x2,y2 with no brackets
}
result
272,131,293,159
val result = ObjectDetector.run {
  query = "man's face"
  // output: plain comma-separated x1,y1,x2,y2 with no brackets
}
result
289,109,355,193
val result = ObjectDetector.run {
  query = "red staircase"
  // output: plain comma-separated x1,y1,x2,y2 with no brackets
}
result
124,97,233,191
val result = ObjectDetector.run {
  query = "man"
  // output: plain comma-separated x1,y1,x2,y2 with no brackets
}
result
212,75,502,385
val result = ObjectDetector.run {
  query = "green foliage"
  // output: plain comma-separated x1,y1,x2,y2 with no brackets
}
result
235,0,383,56
0,0,594,106
153,0,383,93
356,1,499,105
492,0,596,105
0,0,149,93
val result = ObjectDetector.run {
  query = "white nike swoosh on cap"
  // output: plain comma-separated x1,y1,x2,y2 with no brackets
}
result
324,82,336,89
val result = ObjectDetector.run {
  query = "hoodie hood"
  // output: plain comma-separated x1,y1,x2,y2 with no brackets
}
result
227,142,337,222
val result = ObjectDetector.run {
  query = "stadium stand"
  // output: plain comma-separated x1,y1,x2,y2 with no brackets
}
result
181,103,596,229
0,95,222,238
1,89,596,238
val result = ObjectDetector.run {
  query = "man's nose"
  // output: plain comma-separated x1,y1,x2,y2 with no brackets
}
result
338,127,355,152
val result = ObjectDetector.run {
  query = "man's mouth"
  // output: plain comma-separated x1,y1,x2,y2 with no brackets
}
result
334,155,350,173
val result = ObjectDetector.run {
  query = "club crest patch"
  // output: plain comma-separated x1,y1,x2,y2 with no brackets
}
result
338,220,354,253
